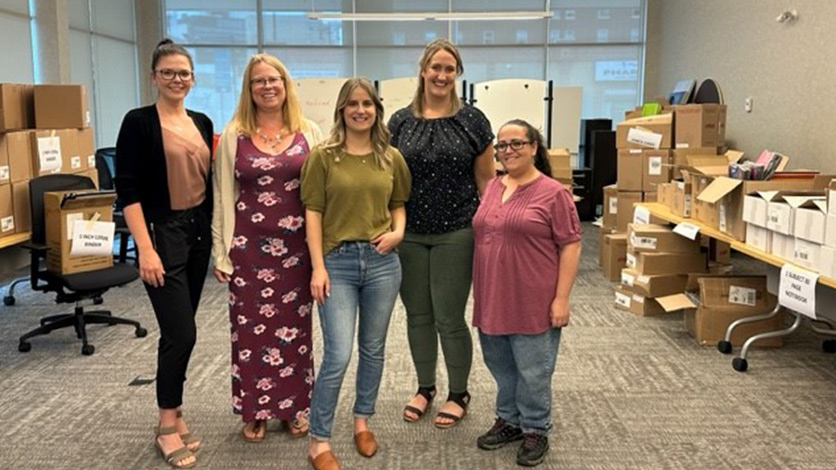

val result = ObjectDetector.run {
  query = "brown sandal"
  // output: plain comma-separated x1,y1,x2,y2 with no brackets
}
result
241,420,267,443
155,425,197,469
176,410,201,452
434,391,471,429
403,386,437,423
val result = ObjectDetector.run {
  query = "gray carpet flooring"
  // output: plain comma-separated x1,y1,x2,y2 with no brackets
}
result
2,222,836,470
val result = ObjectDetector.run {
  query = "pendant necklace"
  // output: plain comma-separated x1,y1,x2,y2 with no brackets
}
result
256,127,287,151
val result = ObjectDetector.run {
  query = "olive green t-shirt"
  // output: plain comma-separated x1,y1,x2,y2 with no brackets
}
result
300,146,412,254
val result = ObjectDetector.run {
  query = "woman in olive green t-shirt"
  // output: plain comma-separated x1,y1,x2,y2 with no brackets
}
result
300,77,411,470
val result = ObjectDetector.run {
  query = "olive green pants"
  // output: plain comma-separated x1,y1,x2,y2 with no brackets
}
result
398,227,473,393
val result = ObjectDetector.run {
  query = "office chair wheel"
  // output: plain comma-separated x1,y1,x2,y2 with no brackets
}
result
93,296,103,305
18,341,31,353
717,340,732,354
135,327,148,338
81,344,95,356
732,357,748,372
3,295,14,306
822,340,836,354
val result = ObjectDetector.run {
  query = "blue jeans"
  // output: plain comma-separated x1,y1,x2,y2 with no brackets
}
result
309,242,402,440
479,328,562,435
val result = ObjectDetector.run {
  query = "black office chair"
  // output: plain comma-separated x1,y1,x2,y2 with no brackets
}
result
96,147,134,263
18,174,147,355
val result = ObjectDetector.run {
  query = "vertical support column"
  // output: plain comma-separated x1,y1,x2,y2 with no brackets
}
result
135,0,164,105
31,0,71,83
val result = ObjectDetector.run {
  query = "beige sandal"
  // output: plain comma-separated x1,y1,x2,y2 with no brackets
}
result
155,425,197,469
176,411,201,452
288,417,309,437
242,420,267,443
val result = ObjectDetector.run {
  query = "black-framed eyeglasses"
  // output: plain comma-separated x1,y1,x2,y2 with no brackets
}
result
494,140,533,153
250,76,283,88
155,69,193,81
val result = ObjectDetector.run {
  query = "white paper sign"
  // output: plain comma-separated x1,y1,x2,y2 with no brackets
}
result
37,136,63,173
626,253,637,268
1,215,14,233
70,220,115,256
621,271,635,287
615,291,631,308
778,264,819,319
673,222,701,240
719,202,728,233
683,195,692,217
633,206,651,225
609,197,618,214
626,127,662,149
648,156,663,176
729,286,757,307
71,156,82,170
0,165,9,182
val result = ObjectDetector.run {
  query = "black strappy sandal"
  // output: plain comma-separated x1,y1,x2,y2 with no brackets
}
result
403,385,437,423
434,391,471,429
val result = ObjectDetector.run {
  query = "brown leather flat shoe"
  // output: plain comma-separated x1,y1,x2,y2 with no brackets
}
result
354,430,377,458
308,450,341,470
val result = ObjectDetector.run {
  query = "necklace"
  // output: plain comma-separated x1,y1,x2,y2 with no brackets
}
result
255,127,288,151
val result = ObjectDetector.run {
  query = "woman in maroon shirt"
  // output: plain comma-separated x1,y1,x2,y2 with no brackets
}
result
471,119,582,467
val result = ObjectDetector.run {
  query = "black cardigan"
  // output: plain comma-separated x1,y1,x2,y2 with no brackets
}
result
114,104,214,223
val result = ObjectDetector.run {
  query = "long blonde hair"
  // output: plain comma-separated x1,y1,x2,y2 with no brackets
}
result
320,77,392,170
410,38,464,118
230,53,307,135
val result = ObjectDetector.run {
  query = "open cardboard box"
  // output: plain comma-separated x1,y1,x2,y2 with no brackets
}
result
616,113,673,150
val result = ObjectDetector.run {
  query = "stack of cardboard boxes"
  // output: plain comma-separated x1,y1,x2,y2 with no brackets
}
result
614,223,707,316
0,83,97,243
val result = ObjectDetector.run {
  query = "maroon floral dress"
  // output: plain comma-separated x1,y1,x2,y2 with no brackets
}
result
228,134,314,423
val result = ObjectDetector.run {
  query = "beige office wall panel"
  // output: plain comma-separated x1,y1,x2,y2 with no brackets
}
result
550,86,583,154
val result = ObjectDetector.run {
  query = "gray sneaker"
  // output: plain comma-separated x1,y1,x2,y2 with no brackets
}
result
516,433,549,467
476,418,523,450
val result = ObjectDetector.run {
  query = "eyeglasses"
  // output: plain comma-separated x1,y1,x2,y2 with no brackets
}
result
155,69,193,81
251,76,283,88
494,140,533,153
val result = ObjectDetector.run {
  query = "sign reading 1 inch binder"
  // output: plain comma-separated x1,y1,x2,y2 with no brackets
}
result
778,264,819,319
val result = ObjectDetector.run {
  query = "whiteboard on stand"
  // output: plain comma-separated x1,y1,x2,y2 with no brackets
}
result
472,79,547,139
295,78,347,135
379,77,465,117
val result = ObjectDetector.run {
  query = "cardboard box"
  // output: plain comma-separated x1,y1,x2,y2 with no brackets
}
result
627,223,701,254
657,275,784,347
829,179,836,215
620,268,689,298
616,113,673,150
794,238,822,272
746,224,772,252
30,130,64,176
5,131,32,183
765,193,825,236
78,128,96,171
672,180,692,218
674,104,727,149
11,180,30,234
643,150,672,192
34,85,90,129
0,83,33,131
603,184,618,230
614,286,668,316
616,191,643,232
626,250,707,275
617,149,643,191
826,213,836,248
602,233,628,281
43,190,115,274
0,136,8,184
0,184,14,236
794,199,828,244
708,239,731,264
770,232,794,261
697,178,832,241
58,129,83,173
548,148,572,182
672,147,719,167
644,191,658,203
821,246,836,280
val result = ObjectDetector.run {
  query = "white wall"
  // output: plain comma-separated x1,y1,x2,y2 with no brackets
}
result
646,0,836,172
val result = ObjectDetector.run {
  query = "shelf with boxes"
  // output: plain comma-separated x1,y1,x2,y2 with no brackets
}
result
0,82,99,247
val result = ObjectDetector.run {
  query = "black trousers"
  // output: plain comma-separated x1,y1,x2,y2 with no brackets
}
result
144,207,211,409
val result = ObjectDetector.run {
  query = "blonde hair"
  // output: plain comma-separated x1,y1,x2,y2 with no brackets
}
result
410,38,464,118
320,77,392,170
230,53,307,136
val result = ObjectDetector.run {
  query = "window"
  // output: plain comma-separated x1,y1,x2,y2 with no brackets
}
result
598,9,610,20
597,29,609,42
565,10,576,20
482,30,494,45
516,30,529,44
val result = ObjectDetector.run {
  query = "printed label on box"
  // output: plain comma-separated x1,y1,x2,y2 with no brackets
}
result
729,286,757,307
85,110,91,126
0,165,9,182
631,233,657,249
626,253,636,268
637,275,650,284
632,294,645,304
629,149,642,154
615,292,631,308
37,136,62,173
71,156,81,169
675,143,690,149
609,197,618,214
621,271,635,287
648,156,662,176
1,216,14,233
684,195,692,217
719,203,728,232
88,155,96,168
633,206,651,225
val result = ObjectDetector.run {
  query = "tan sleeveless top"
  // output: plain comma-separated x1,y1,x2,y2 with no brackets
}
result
161,125,210,210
